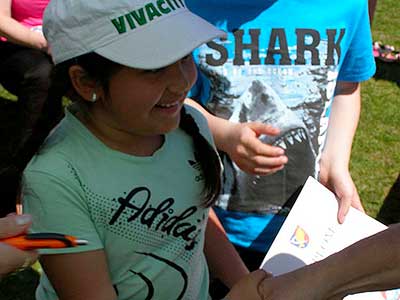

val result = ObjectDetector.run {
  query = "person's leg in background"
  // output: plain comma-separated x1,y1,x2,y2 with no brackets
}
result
0,43,62,216
368,0,377,26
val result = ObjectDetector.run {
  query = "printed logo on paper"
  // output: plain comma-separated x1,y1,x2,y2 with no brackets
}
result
290,225,310,248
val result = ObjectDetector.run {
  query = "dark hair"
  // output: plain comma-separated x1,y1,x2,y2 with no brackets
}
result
179,105,222,207
6,53,221,213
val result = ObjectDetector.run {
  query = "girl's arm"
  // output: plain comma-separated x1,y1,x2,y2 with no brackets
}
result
319,81,365,223
0,0,48,51
204,209,249,289
40,250,117,300
185,99,287,175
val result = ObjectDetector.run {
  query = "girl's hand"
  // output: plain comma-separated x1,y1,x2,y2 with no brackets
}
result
0,214,39,278
183,99,287,175
223,122,288,175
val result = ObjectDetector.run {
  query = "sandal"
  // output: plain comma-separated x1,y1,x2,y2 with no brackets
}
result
373,42,380,58
373,41,400,63
379,50,400,63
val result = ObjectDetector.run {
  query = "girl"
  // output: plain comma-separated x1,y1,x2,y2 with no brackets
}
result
21,0,266,299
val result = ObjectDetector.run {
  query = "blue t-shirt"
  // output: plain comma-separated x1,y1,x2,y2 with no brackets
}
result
187,0,375,252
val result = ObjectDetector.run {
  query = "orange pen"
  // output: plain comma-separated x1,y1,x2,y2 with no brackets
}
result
1,233,88,250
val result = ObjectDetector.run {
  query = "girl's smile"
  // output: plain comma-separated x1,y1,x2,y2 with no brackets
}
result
154,97,185,115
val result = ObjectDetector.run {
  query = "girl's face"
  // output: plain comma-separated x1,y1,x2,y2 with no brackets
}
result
91,54,197,137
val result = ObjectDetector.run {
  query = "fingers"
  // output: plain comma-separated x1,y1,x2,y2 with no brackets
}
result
226,269,272,300
351,191,365,213
236,159,286,176
225,121,288,175
337,191,365,224
253,165,285,176
240,132,285,158
0,214,32,239
337,197,351,224
0,243,39,278
0,214,38,278
237,132,288,174
235,151,288,175
250,154,288,168
248,122,281,137
250,270,273,300
336,180,364,224
250,269,271,282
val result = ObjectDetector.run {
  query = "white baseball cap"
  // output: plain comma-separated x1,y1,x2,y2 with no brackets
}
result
43,0,226,69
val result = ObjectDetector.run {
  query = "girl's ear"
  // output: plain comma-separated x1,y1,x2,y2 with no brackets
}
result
68,65,102,102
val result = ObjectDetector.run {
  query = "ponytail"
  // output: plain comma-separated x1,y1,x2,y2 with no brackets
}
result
179,106,221,207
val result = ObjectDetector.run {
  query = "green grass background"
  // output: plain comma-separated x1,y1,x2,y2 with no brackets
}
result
352,0,400,216
0,0,399,298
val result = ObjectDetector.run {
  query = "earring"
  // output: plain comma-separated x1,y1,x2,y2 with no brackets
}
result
90,93,97,102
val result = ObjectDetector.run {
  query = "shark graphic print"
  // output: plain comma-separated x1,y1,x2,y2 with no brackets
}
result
193,32,338,213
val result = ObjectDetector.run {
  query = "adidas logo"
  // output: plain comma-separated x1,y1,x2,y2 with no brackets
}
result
188,159,201,171
188,159,203,182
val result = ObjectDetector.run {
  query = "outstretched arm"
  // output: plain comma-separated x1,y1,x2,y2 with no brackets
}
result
319,81,365,223
185,99,287,175
258,224,400,300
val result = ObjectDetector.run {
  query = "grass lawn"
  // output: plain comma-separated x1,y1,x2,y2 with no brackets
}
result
0,0,399,298
353,77,400,216
352,0,400,217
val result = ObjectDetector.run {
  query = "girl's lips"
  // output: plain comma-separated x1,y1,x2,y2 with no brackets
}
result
155,100,180,108
154,100,183,115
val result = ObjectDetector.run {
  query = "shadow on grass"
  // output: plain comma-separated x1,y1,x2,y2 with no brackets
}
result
370,60,399,225
376,174,400,225
0,268,39,300
373,58,400,87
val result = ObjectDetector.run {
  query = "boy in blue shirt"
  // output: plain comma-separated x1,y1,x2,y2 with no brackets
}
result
187,0,375,296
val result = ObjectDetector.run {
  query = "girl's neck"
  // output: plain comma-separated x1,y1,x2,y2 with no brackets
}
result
74,108,164,157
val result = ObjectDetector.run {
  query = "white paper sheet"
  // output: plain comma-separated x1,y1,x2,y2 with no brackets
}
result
260,176,399,300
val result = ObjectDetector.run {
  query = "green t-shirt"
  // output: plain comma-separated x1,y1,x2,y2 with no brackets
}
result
23,105,214,300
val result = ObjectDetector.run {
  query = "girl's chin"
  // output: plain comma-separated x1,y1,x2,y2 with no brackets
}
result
157,116,181,134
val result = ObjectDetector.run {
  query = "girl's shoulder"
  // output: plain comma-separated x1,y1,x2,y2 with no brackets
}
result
184,104,208,125
24,115,87,184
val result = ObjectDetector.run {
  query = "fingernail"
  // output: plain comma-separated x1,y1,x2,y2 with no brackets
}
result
15,214,32,226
